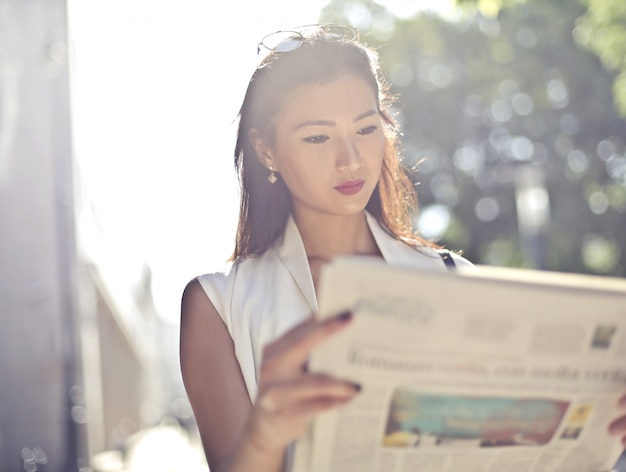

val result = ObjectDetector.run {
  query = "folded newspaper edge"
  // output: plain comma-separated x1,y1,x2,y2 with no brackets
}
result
292,257,626,472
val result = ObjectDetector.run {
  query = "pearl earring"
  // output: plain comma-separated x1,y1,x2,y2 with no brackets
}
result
268,166,277,184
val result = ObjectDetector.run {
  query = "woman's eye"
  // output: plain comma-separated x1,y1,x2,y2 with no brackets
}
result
358,125,379,136
303,135,329,144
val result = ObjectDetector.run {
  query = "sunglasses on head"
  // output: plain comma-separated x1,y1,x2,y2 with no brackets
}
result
257,24,359,56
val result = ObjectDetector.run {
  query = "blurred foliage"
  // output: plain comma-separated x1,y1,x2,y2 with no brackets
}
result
456,0,626,118
577,0,626,118
320,0,626,277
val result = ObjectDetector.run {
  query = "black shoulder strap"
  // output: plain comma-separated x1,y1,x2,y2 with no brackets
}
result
440,251,457,270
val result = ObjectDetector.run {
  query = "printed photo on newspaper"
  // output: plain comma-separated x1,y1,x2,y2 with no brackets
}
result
292,257,626,472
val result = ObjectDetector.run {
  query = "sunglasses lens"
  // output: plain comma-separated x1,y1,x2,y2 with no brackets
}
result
258,25,358,57
261,32,304,53
273,38,304,53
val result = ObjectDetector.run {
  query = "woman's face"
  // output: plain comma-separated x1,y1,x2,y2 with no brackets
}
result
256,73,386,220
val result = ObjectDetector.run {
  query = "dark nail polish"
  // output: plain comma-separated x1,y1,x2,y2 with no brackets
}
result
352,382,362,392
337,310,352,322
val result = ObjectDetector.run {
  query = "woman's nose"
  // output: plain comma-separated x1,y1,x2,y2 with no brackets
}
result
336,137,362,172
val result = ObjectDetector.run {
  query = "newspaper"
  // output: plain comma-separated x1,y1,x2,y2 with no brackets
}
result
292,257,626,472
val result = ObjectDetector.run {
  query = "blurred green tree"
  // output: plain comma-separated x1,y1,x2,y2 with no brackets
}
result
575,0,626,118
457,0,626,118
321,0,626,277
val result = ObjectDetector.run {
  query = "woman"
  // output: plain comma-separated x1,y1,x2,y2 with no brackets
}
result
180,25,626,472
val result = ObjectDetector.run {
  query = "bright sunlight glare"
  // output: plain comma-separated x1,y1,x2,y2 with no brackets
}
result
69,0,457,323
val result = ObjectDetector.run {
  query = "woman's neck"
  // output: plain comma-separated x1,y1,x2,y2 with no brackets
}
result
293,211,381,261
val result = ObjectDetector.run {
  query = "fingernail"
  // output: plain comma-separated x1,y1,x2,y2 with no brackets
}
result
352,382,362,392
337,311,352,322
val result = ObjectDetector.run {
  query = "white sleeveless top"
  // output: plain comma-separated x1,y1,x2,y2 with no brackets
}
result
197,212,472,401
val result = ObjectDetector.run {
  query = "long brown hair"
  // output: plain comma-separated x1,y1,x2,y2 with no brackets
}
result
231,27,436,261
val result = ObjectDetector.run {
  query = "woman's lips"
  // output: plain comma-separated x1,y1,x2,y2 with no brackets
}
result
334,179,365,196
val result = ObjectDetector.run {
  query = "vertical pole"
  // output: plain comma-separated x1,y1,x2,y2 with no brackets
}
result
515,165,551,269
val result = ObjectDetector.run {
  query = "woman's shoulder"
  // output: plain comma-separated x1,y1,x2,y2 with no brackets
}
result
193,251,279,311
196,251,276,283
186,263,234,322
195,266,231,294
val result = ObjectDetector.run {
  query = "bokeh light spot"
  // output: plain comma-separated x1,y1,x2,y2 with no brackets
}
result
567,150,589,174
453,145,485,175
512,92,534,115
416,204,451,240
490,99,513,123
597,139,616,161
546,78,569,108
372,12,395,41
516,27,537,48
509,135,534,161
475,197,500,222
344,3,372,29
582,235,619,273
588,191,609,215
417,60,455,90
606,155,626,182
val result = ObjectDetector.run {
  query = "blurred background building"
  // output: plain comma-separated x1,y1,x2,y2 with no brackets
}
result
0,1,199,471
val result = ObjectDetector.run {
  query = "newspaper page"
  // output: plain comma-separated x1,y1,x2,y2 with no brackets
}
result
292,257,626,472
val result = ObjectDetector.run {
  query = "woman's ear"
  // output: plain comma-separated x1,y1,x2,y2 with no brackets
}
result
248,128,277,171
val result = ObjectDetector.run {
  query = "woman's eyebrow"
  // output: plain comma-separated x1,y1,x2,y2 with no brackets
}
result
353,109,377,122
293,119,335,130
292,109,378,130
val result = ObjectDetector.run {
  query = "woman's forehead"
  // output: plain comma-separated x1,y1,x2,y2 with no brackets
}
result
278,74,379,122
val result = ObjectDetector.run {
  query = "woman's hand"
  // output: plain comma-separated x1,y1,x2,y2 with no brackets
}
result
608,393,626,448
244,311,361,456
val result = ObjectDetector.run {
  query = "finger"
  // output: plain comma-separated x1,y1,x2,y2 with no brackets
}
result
289,394,356,416
265,311,352,359
618,393,626,408
608,415,626,436
261,311,353,376
258,373,361,414
259,390,356,419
